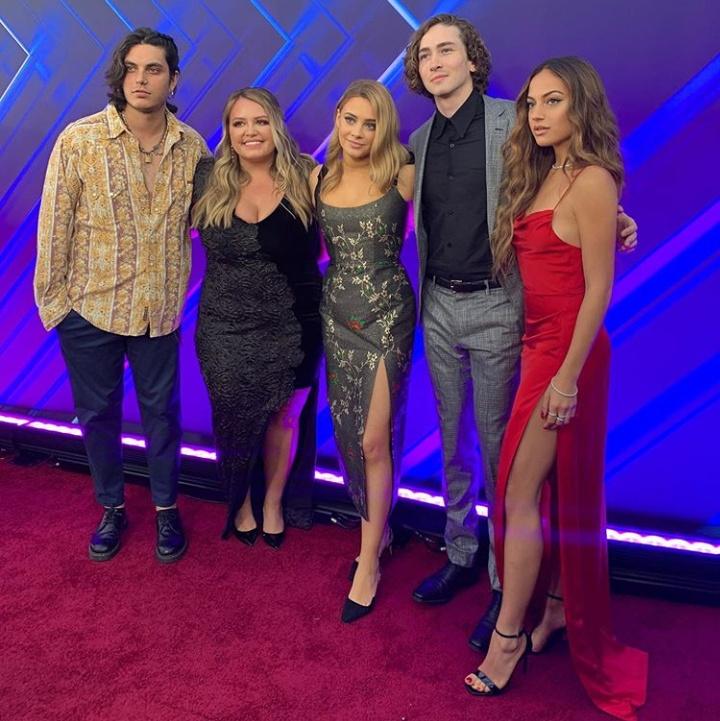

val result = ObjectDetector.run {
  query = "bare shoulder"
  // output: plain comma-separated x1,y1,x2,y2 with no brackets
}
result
396,163,415,201
573,165,617,200
309,164,322,205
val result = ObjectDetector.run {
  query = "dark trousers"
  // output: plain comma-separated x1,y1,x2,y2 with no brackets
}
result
56,310,182,508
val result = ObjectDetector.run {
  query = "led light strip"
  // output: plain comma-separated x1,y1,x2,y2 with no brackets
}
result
2,413,718,556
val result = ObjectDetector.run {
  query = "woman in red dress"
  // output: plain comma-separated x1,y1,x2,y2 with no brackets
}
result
463,57,648,720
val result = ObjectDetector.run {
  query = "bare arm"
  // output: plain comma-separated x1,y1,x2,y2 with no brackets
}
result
542,166,617,429
308,164,329,263
309,164,322,207
396,163,415,202
34,131,81,330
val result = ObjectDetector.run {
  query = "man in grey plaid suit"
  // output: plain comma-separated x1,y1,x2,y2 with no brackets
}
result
404,14,522,652
403,14,637,652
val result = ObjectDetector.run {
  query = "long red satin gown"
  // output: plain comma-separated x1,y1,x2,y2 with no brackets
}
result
493,209,648,720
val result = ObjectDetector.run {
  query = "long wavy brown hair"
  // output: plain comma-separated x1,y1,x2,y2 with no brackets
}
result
105,27,180,114
192,88,314,230
322,80,410,196
403,14,492,97
492,56,624,276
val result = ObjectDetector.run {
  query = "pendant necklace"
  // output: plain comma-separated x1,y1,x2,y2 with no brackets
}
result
121,112,168,163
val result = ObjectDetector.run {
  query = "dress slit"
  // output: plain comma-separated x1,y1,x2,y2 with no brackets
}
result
358,356,401,515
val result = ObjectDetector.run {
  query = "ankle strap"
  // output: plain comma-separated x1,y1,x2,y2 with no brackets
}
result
547,592,563,602
493,626,525,640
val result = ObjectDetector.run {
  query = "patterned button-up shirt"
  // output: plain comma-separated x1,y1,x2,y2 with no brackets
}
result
35,104,209,336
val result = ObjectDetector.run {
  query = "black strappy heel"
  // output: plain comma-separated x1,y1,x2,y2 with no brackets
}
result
531,592,567,654
464,626,531,697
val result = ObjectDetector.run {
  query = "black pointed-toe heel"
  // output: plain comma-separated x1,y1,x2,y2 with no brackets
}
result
348,527,394,581
262,530,285,550
348,559,359,581
341,595,376,624
232,526,258,546
464,627,531,697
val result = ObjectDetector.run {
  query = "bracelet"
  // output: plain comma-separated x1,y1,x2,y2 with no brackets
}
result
550,377,578,398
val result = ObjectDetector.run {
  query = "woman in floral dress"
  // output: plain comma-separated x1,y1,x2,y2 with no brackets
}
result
311,80,415,622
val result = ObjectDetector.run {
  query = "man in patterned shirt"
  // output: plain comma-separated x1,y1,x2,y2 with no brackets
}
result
34,28,208,563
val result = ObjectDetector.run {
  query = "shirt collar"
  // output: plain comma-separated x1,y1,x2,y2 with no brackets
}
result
433,90,483,140
105,104,184,144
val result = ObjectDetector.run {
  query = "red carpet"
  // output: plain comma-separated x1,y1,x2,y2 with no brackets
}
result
1,458,717,721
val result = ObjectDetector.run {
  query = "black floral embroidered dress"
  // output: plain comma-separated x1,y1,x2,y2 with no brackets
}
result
317,176,416,518
193,158,322,535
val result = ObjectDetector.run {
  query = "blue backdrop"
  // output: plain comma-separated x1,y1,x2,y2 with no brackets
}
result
1,1,718,537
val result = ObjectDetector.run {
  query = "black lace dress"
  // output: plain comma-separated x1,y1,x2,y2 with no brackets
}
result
193,158,323,535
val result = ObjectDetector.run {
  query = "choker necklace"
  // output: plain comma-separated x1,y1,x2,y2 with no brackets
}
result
121,112,168,164
551,161,573,170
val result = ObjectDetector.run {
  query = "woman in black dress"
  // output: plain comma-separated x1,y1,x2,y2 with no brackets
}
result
192,88,322,548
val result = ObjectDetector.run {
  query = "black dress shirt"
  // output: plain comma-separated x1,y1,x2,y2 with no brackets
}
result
422,90,492,281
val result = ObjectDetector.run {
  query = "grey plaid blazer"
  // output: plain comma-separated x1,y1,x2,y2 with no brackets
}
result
409,94,523,315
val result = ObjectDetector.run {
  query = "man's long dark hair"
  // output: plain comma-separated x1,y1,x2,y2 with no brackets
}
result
105,28,180,113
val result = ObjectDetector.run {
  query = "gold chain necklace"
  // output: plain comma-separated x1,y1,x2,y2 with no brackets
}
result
121,112,168,164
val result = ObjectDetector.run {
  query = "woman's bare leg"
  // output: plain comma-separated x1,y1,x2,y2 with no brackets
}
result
467,402,557,691
262,387,311,534
348,360,393,607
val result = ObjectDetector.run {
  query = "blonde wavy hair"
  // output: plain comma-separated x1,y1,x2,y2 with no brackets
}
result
322,79,410,196
192,87,314,229
492,57,624,275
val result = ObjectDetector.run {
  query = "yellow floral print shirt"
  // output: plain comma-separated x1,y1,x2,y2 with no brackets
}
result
34,104,209,337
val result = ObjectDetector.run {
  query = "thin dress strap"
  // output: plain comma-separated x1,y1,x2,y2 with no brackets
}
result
553,166,588,211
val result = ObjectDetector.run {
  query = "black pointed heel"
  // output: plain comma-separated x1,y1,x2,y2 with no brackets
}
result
348,559,359,581
232,526,258,546
262,529,285,550
464,627,531,697
348,527,394,581
341,595,376,623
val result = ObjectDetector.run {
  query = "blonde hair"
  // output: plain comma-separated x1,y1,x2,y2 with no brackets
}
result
323,79,410,195
192,87,314,229
492,57,624,276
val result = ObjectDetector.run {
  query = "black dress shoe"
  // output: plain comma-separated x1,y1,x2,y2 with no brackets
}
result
341,595,375,623
262,529,285,550
469,589,503,652
233,526,258,546
412,561,479,604
89,507,128,561
155,508,187,563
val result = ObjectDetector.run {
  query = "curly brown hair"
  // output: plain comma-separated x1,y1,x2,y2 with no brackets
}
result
105,27,180,114
403,14,491,98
